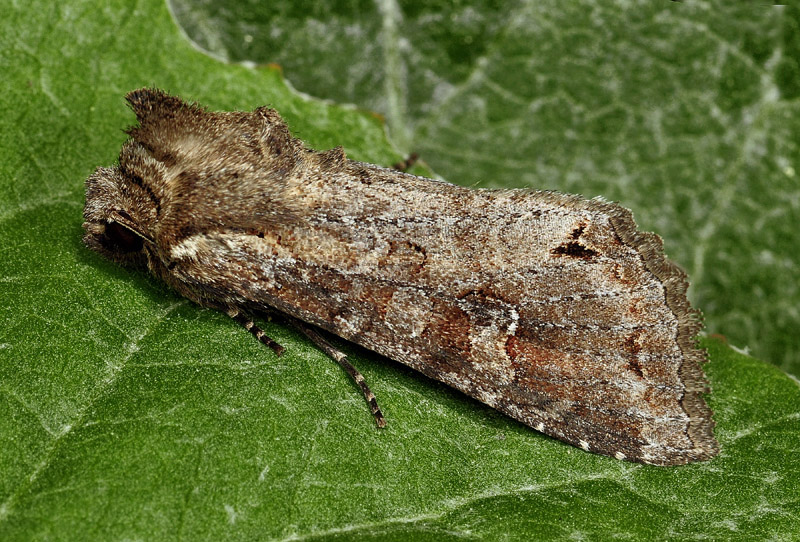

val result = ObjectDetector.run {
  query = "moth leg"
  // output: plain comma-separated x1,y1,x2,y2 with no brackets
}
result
289,318,387,428
226,307,286,356
392,152,419,172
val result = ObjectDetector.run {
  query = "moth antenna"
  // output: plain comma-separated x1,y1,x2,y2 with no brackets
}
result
289,318,387,428
226,307,285,356
392,152,419,172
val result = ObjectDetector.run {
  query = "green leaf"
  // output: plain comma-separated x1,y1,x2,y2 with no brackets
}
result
0,1,798,540
169,0,800,377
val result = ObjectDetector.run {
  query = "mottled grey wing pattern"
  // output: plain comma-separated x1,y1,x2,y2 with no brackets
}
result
84,89,717,465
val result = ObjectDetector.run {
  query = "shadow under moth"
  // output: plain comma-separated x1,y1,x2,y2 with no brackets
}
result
83,88,718,466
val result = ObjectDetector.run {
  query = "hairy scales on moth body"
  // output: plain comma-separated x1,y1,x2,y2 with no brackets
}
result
83,88,718,466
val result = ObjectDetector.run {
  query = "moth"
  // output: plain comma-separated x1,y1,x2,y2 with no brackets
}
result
83,88,718,466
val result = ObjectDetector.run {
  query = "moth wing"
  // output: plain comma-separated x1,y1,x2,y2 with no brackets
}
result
164,162,716,465
129,95,715,465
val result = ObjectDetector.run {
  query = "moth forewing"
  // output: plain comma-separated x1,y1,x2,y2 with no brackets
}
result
83,88,718,466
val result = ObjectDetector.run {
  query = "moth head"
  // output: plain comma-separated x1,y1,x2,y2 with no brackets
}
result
83,164,157,268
